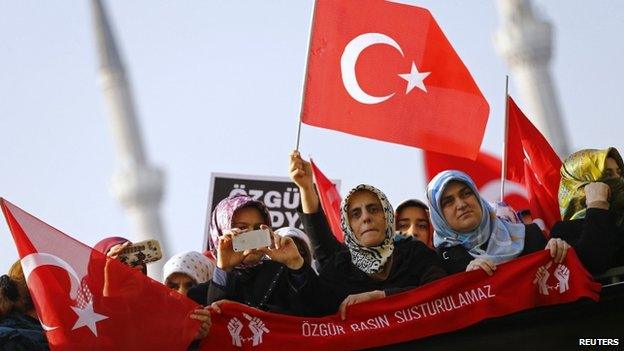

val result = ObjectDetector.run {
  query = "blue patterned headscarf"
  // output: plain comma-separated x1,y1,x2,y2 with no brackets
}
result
427,170,526,264
341,184,395,275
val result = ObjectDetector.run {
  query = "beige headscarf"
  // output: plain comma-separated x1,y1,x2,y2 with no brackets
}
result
559,147,624,226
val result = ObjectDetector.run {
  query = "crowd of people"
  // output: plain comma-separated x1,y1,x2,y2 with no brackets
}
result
1,147,622,349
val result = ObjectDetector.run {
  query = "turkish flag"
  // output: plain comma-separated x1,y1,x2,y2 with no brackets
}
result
302,0,489,160
424,150,530,211
1,198,201,350
310,159,343,242
505,96,562,229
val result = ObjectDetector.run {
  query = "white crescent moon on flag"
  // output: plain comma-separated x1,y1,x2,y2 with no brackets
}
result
40,323,58,332
21,252,84,331
479,180,529,201
340,33,404,104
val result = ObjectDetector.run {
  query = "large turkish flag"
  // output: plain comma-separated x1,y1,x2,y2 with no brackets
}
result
1,198,201,350
302,0,489,159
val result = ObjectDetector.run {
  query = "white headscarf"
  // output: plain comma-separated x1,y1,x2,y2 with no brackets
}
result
163,251,215,284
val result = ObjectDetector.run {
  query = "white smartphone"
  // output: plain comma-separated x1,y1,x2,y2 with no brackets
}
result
232,229,272,252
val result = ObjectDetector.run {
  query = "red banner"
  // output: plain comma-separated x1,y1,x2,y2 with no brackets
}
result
201,250,599,350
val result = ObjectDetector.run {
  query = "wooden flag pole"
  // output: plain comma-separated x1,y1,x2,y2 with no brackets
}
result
500,75,510,202
295,0,318,151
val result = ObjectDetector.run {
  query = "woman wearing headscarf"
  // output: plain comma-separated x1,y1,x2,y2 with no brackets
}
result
163,251,215,296
427,170,569,275
188,194,320,316
290,151,437,264
290,151,447,319
93,237,148,275
81,236,147,302
0,261,49,351
551,147,624,274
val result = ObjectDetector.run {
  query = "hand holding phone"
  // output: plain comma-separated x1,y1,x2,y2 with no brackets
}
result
259,230,304,270
216,229,271,271
117,239,162,267
232,229,272,252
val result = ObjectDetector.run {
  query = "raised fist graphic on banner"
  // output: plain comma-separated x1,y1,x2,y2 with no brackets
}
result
533,261,571,296
554,264,570,293
226,313,270,347
227,317,244,347
244,312,270,346
533,261,552,295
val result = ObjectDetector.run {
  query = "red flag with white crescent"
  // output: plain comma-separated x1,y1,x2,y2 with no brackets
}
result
302,0,489,159
1,198,201,350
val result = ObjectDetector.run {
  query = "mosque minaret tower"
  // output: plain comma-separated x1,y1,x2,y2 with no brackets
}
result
494,0,570,157
90,0,168,278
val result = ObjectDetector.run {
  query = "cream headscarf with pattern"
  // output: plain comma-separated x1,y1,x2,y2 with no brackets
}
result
341,184,395,275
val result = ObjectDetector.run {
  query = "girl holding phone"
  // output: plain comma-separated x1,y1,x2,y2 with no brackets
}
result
189,195,322,316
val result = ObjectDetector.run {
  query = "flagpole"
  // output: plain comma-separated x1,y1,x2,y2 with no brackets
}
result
500,75,510,202
295,0,318,151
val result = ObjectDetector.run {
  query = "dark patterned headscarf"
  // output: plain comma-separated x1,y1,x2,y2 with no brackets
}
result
208,195,272,257
341,184,395,275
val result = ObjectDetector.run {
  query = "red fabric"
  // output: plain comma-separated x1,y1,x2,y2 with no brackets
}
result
310,159,344,243
523,161,562,232
1,198,201,351
424,150,530,211
505,96,562,229
201,250,599,350
302,0,489,160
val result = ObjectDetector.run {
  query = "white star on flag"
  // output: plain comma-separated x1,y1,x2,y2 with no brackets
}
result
71,301,108,337
398,62,430,93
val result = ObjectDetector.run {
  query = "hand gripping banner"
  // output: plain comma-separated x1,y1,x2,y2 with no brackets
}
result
201,250,600,350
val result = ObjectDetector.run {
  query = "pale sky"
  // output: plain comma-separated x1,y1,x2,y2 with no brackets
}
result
1,0,623,274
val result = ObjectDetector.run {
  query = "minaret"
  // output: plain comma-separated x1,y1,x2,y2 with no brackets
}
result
91,0,168,278
494,0,570,157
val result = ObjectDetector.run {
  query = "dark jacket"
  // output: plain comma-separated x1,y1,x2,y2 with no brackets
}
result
299,210,447,315
551,207,624,274
436,223,547,274
188,260,321,316
0,312,49,351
